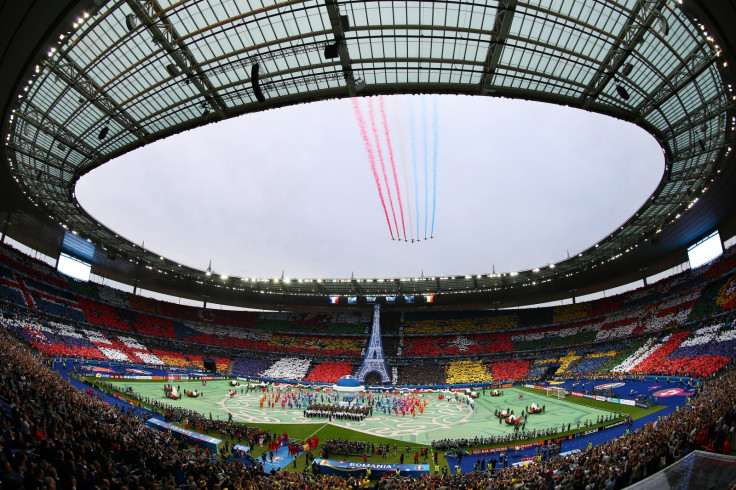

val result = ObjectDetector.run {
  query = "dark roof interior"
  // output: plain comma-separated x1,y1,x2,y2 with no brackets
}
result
1,0,734,311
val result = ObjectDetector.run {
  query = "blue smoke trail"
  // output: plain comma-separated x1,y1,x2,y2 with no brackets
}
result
409,97,420,240
431,95,438,238
422,96,428,239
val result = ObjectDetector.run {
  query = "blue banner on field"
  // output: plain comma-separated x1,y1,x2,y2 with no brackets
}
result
312,459,429,479
146,418,221,454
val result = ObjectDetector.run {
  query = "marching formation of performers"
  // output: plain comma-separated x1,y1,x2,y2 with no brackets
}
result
304,403,370,421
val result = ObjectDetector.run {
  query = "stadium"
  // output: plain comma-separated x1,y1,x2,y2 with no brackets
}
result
1,0,736,488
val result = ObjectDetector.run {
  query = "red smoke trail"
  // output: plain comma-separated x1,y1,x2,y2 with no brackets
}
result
367,97,400,240
379,96,407,241
352,99,394,239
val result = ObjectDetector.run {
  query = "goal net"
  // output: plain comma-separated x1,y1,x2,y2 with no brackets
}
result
546,387,566,399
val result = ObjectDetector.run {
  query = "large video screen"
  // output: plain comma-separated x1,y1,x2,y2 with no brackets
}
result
62,230,95,261
57,252,92,282
687,230,723,269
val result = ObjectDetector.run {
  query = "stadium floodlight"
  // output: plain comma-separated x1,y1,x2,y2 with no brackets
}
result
657,11,669,36
251,63,265,102
615,84,630,100
323,42,339,59
353,79,367,93
620,62,634,77
166,64,180,77
125,13,138,31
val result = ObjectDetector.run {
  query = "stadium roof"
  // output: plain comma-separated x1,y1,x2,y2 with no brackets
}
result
1,0,735,310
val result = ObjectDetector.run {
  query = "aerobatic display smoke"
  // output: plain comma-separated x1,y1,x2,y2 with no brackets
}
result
351,98,394,239
379,96,407,241
352,95,438,243
368,98,400,239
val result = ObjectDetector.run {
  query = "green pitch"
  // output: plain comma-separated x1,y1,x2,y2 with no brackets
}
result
106,380,618,446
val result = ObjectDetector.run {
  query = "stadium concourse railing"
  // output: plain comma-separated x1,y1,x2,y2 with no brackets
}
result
1,242,736,384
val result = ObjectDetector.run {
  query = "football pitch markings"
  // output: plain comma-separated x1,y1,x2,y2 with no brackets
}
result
107,380,615,445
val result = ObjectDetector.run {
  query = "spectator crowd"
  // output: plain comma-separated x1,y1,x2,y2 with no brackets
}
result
1,319,736,489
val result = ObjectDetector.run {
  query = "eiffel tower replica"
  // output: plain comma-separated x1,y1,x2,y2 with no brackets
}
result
357,304,391,383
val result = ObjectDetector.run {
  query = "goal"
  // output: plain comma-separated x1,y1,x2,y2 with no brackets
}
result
546,387,566,399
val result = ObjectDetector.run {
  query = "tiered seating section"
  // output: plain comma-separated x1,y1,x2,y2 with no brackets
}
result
304,361,355,383
403,332,513,357
403,312,518,334
231,357,274,377
563,350,617,375
396,361,447,386
261,357,311,380
2,315,158,362
445,360,492,384
608,323,736,378
1,241,736,383
489,359,530,381
148,349,229,371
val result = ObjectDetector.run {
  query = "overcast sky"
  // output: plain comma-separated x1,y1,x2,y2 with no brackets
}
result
75,94,663,282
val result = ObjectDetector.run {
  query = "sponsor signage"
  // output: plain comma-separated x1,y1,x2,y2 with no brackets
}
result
94,374,222,381
547,435,573,444
470,441,542,455
635,402,649,409
146,418,220,454
313,459,429,479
